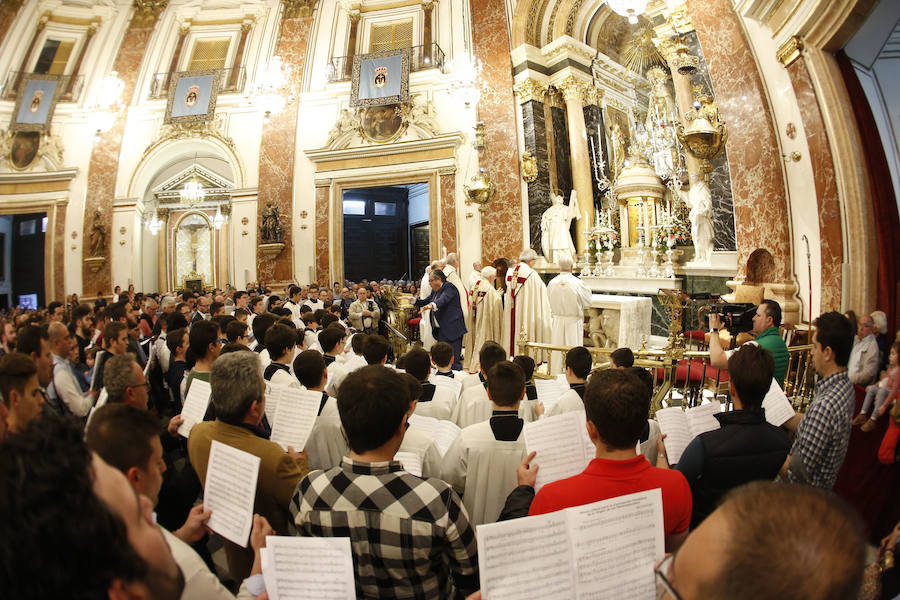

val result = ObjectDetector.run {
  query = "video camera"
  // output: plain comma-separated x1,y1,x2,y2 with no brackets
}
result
691,294,757,334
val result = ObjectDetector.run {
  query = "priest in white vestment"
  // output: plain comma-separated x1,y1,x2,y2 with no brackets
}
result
546,256,593,374
443,253,473,369
501,249,552,363
466,261,482,292
468,266,503,373
418,262,437,349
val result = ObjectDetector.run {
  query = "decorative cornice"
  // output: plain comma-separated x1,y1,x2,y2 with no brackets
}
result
282,0,318,19
513,78,549,104
776,35,804,67
668,5,694,34
555,75,599,106
132,0,168,28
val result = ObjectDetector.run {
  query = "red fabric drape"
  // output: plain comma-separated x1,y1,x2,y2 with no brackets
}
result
836,51,900,336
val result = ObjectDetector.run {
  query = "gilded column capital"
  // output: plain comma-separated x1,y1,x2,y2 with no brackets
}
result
556,75,597,106
776,36,803,67
348,9,361,23
131,0,168,28
546,86,565,109
157,207,170,220
422,1,436,12
584,85,603,106
667,5,693,34
241,19,253,33
282,0,319,19
37,12,50,30
513,78,548,104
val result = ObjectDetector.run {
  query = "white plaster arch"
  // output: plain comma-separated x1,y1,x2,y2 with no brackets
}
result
126,135,245,200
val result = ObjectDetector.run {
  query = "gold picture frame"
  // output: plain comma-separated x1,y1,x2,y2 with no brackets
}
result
165,70,222,125
359,104,407,144
350,48,411,108
10,73,66,133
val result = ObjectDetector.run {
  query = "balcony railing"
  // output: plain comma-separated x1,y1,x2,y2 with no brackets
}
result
327,43,446,83
149,66,246,99
2,71,84,102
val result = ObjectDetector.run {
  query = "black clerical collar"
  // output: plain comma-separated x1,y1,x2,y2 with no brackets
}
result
479,371,487,388
570,382,586,399
490,409,523,441
323,354,336,365
318,391,329,416
419,383,436,403
434,370,454,378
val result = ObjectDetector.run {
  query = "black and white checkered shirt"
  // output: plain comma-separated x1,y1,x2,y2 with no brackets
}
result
788,370,854,489
290,457,478,599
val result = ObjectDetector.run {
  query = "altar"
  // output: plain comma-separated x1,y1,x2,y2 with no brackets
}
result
588,293,652,352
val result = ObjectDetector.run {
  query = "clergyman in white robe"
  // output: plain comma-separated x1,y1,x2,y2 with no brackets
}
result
546,258,593,374
419,264,436,349
468,267,503,373
501,250,552,363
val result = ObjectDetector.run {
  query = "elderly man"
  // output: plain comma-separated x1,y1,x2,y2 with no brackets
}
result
416,269,468,369
468,266,503,373
502,248,552,361
467,260,483,292
443,253,472,356
546,255,593,374
188,350,309,582
47,321,98,418
349,286,381,334
103,354,149,409
847,312,880,386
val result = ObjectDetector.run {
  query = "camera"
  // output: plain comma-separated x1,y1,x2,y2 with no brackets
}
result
707,302,757,334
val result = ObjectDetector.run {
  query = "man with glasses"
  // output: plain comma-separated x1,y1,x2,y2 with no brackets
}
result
847,312,880,386
654,481,864,600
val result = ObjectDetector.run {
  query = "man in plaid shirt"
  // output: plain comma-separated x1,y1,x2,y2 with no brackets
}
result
782,312,856,488
290,365,478,599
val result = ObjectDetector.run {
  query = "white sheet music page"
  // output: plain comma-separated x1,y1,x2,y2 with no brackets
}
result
762,378,795,426
203,441,260,548
177,379,212,438
265,383,286,423
408,414,460,456
523,411,592,490
477,510,575,600
263,536,355,600
395,451,423,476
535,379,569,413
684,402,722,438
655,407,691,465
569,489,664,599
270,388,320,452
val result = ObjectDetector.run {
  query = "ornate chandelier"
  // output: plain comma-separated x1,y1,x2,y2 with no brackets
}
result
607,0,649,24
180,180,206,204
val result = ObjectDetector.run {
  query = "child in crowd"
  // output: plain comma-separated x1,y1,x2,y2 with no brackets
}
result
855,342,900,432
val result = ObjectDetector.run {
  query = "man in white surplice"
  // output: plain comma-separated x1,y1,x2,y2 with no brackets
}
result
546,255,593,374
501,248,552,363
418,261,438,350
468,266,503,374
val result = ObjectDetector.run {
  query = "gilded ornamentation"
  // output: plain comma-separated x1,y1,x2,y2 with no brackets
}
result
668,5,693,34
513,78,548,104
556,75,594,105
564,0,585,38
260,202,284,243
131,0,168,28
776,36,803,67
464,168,495,213
520,151,537,183
281,0,319,19
676,87,727,176
659,37,698,75
324,94,439,149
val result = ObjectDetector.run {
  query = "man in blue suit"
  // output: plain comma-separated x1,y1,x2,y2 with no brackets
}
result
415,269,467,369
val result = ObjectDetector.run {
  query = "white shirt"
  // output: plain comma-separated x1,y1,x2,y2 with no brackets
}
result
49,354,94,417
848,333,880,386
161,528,235,600
544,387,585,418
398,426,443,479
303,299,325,312
325,361,348,397
343,354,368,373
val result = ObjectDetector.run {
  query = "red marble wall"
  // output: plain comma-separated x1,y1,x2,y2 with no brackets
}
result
470,0,523,262
255,16,313,284
686,0,792,283
82,20,155,294
787,59,843,312
314,185,330,284
53,206,65,301
0,0,22,47
440,173,457,254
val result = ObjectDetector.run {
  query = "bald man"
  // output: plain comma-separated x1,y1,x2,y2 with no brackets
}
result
47,321,99,418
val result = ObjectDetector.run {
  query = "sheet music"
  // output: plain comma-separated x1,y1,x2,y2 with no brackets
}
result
203,441,260,548
177,379,212,438
534,379,569,413
477,489,664,600
431,375,462,398
477,511,575,600
266,383,287,423
569,489,664,599
408,414,461,456
523,411,592,490
270,388,321,452
684,402,722,438
762,378,795,426
263,536,355,600
395,451,423,476
655,407,691,466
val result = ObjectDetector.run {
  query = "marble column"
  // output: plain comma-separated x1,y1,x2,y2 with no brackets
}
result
256,2,317,283
439,170,457,254
229,20,252,90
65,22,97,98
514,78,551,254
685,0,791,282
344,10,360,79
557,75,596,255
82,2,166,294
422,1,434,66
0,0,23,48
314,184,330,284
156,209,169,293
164,22,189,93
470,0,523,262
12,12,48,94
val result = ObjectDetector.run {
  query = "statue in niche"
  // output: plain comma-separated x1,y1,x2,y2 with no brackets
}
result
260,203,283,243
679,174,714,264
89,210,107,257
540,190,580,265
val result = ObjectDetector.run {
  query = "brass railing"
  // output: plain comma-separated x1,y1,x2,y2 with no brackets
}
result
519,341,816,417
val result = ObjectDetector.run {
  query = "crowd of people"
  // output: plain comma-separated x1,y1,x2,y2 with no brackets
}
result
0,275,898,599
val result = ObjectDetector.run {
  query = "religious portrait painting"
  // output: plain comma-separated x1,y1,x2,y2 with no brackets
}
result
360,104,406,143
604,106,632,178
10,74,63,133
8,131,40,171
351,48,410,107
165,70,221,125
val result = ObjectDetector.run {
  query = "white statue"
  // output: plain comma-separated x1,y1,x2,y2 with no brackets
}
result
540,190,581,265
680,174,714,265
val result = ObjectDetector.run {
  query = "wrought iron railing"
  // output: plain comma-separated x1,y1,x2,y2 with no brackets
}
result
2,71,84,102
148,66,246,99
327,43,446,83
520,341,816,417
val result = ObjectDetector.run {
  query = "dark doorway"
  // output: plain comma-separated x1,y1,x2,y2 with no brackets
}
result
11,213,46,308
343,184,428,282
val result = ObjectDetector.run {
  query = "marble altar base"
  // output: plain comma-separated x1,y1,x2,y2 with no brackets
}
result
589,293,652,352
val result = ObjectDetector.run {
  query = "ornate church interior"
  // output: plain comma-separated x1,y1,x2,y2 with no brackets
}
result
1,0,900,597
